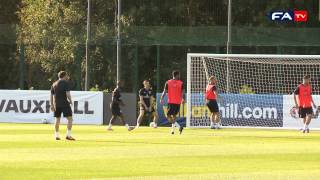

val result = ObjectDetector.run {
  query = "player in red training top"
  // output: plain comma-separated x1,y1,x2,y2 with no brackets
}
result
293,75,317,133
205,76,220,129
160,71,184,135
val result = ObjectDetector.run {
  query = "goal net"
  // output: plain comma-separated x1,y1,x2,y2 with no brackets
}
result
187,54,320,129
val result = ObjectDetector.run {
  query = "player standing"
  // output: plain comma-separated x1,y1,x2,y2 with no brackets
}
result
50,71,75,141
160,71,184,134
108,81,133,131
135,80,159,129
205,76,220,129
293,75,317,133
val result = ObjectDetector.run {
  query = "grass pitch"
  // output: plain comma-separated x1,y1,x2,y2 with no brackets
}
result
0,124,320,180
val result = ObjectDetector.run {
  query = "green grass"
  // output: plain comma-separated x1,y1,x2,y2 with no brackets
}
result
1,124,320,180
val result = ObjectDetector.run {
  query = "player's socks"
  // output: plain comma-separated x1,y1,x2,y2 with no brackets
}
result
171,123,175,134
172,123,176,129
107,124,113,131
136,123,140,128
55,131,60,140
302,125,307,133
65,130,75,141
66,129,72,137
305,125,309,133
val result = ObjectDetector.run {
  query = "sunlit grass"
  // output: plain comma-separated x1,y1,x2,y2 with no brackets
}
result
0,124,319,180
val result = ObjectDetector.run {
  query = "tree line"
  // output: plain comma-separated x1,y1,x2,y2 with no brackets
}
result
0,0,319,92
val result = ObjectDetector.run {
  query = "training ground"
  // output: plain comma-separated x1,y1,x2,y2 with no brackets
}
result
1,124,320,180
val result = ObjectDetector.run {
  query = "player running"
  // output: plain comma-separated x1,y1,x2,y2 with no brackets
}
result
108,81,133,131
135,80,159,129
206,76,221,129
293,75,317,133
50,71,75,141
160,71,184,135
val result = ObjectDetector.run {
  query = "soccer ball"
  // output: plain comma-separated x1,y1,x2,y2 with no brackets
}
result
149,122,155,127
290,107,299,119
149,122,157,128
41,119,49,124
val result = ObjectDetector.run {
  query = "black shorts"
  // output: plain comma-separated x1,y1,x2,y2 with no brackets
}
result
111,103,122,116
140,105,155,112
206,100,219,113
167,103,180,116
54,106,72,118
299,107,313,118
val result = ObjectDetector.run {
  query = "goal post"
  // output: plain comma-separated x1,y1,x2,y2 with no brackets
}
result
187,53,320,129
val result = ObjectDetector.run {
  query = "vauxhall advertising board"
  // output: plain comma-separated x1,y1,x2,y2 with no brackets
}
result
0,90,103,125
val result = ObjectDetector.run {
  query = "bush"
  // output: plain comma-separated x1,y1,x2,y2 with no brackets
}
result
239,85,255,94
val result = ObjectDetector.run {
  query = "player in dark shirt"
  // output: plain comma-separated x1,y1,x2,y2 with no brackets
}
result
108,81,133,131
134,80,158,129
50,71,75,141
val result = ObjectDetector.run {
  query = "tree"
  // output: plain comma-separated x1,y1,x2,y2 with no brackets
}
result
0,0,21,89
17,0,320,91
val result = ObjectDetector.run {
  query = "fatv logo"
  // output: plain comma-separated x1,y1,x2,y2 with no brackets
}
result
270,10,308,22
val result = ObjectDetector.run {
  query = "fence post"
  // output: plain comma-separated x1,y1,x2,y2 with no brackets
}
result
156,45,160,93
74,45,82,90
133,45,139,92
19,44,25,89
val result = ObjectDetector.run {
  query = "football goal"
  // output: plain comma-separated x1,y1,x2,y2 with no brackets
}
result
187,54,320,129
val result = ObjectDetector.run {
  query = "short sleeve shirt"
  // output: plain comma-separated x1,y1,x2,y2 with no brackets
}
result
51,80,70,107
139,88,153,107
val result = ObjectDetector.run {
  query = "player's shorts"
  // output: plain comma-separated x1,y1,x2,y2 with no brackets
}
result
167,103,180,116
54,106,72,118
140,105,155,112
110,103,122,116
299,107,313,118
206,99,219,113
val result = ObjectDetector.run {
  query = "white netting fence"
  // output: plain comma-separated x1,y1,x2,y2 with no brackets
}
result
187,54,320,128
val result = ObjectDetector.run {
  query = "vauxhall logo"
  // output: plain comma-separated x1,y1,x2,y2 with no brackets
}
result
0,99,94,114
